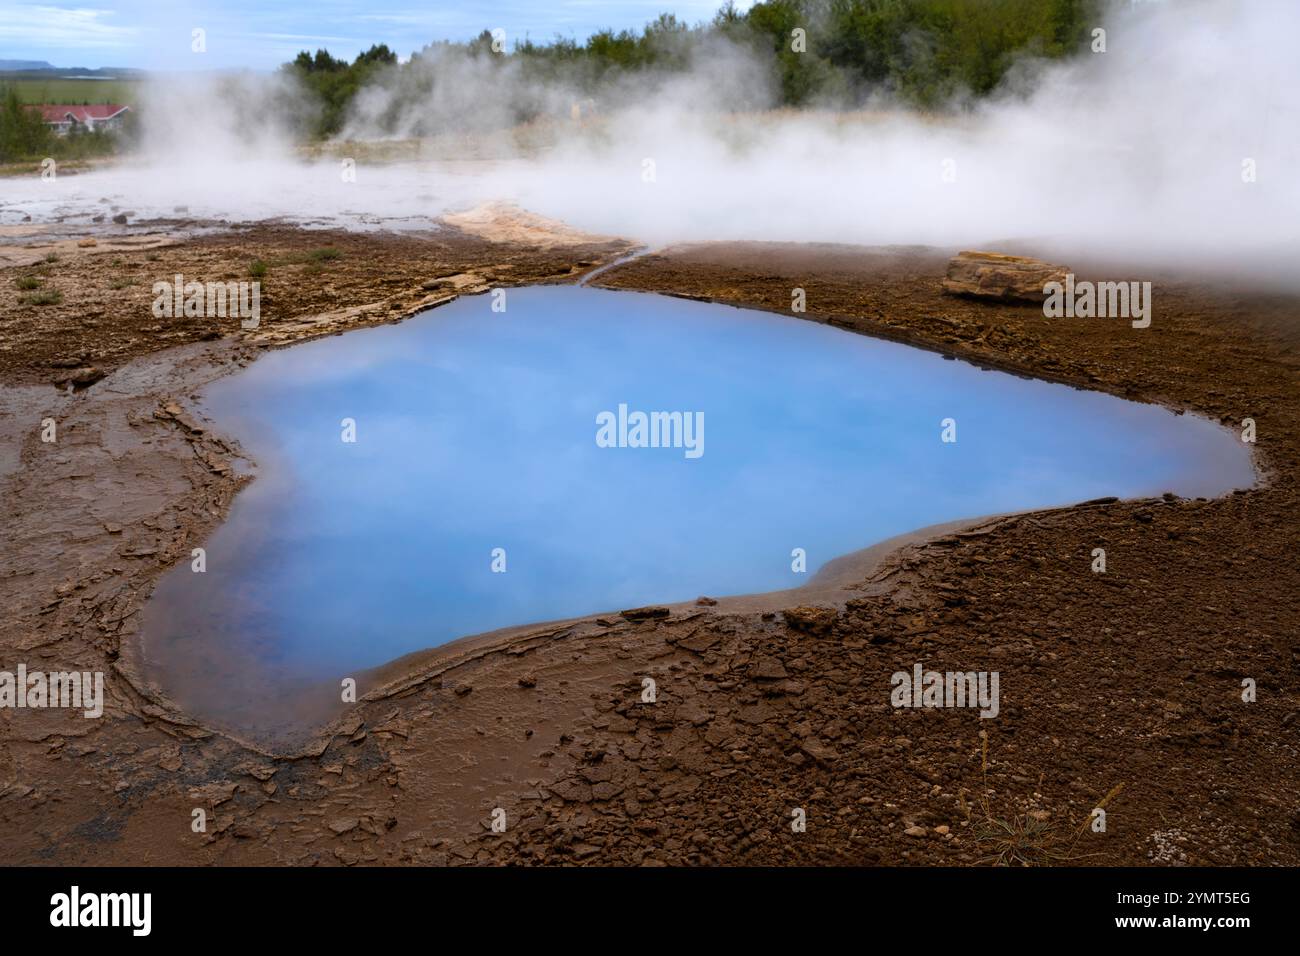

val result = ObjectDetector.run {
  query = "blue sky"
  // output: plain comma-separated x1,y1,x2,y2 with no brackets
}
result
0,1,747,70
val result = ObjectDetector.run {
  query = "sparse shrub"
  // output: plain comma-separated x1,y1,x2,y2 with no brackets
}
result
966,729,1118,866
249,259,268,277
14,275,41,290
22,289,63,306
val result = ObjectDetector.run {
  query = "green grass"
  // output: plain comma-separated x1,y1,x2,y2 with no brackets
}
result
21,289,62,306
249,259,268,278
13,275,41,290
307,246,342,262
0,77,139,104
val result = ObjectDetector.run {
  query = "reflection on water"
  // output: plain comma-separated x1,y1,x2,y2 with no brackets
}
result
140,286,1254,738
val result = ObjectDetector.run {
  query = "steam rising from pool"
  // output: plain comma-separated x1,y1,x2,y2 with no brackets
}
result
3,0,1297,287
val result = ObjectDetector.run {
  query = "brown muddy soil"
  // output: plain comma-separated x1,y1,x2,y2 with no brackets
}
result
1,231,1297,867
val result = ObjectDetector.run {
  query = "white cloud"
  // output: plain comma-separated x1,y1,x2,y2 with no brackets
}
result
0,4,137,51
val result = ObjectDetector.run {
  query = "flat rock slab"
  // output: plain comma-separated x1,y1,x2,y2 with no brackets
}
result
941,250,1068,302
620,605,671,622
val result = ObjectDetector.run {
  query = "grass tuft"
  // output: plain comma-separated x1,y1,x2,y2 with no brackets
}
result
966,730,1119,867
22,289,63,306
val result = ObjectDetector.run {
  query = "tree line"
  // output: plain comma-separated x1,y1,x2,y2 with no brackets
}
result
286,0,1100,138
1,0,1100,157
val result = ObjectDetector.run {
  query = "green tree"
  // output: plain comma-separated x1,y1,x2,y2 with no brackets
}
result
0,85,52,162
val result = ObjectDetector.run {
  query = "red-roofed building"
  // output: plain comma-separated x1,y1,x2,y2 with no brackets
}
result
32,104,131,135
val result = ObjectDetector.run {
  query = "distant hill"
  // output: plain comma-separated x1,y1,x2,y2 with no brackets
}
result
0,64,147,78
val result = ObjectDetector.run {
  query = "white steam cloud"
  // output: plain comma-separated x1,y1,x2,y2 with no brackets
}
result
2,0,1296,284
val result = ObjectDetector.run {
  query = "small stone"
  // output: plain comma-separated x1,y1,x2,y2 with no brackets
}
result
157,751,182,772
550,779,593,803
783,605,837,636
750,656,789,680
53,367,107,390
799,738,837,763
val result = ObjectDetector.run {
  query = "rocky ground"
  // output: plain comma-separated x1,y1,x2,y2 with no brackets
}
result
0,212,629,384
1,226,1297,866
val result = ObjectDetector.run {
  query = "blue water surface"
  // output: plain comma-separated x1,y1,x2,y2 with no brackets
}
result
142,286,1254,682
